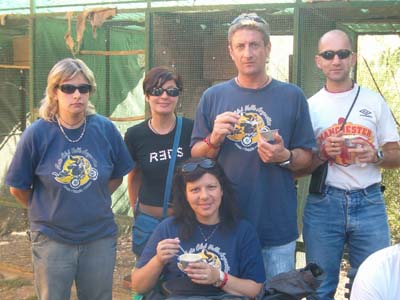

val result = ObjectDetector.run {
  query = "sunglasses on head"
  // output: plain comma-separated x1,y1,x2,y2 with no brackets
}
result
149,87,180,97
181,158,216,173
231,13,267,26
318,49,353,60
58,84,92,94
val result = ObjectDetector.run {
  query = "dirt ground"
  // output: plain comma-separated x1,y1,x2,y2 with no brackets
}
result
0,231,349,300
0,231,134,300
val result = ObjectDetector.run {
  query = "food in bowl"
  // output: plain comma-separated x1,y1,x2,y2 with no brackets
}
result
177,253,203,270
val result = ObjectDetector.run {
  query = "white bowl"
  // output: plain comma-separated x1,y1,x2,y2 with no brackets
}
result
177,253,203,271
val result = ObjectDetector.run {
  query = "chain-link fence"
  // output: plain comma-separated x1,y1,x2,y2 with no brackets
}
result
0,1,399,237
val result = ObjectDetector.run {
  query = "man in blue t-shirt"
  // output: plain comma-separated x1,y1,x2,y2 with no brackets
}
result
191,13,315,279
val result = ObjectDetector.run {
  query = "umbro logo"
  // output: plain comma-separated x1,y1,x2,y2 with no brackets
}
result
359,109,372,118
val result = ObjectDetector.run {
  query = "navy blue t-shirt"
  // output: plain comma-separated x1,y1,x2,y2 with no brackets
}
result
191,79,316,247
137,217,266,294
6,114,134,244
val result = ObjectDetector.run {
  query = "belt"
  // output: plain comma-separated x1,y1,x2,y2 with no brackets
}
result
138,203,173,219
325,183,381,196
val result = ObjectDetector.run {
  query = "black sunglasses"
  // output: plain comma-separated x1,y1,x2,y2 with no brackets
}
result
58,84,92,94
318,49,353,60
231,13,267,26
149,87,180,97
181,159,216,173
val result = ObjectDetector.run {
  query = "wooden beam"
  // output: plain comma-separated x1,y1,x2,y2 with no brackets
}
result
0,64,30,70
79,49,144,56
108,115,145,122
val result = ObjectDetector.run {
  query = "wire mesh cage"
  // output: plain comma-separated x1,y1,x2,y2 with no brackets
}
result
0,0,399,221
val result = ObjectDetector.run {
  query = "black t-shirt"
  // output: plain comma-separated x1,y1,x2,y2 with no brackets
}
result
124,117,193,207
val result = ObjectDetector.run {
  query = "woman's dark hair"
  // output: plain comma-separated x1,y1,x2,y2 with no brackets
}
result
172,157,239,240
143,66,183,95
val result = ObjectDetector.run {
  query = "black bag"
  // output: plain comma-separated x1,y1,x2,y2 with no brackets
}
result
132,212,161,256
308,161,328,195
256,263,324,300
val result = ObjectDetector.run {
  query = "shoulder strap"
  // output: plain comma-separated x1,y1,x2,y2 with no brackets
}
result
162,116,182,218
339,86,361,130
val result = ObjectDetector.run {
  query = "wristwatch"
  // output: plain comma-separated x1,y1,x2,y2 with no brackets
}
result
278,150,293,168
375,150,384,164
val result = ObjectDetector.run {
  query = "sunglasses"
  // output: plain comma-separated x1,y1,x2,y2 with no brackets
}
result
149,87,180,97
318,49,353,60
181,159,216,173
231,13,267,26
58,84,92,94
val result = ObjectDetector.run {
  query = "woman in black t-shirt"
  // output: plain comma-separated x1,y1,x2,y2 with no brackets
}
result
124,66,193,257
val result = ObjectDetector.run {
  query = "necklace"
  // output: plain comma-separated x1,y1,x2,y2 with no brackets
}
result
57,117,87,143
324,80,355,93
148,117,176,135
235,76,271,89
198,224,219,242
58,115,85,128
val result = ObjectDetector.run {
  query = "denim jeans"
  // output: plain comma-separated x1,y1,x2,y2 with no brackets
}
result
303,183,390,300
262,239,296,280
31,232,117,300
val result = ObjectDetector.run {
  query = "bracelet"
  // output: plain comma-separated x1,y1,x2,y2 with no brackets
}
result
204,135,220,150
213,270,228,289
219,271,228,288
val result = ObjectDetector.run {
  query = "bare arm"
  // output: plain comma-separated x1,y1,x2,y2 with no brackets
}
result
374,141,400,169
289,148,313,171
131,238,180,294
108,177,123,195
127,166,142,212
294,153,325,178
191,140,220,159
131,255,165,294
343,139,400,169
9,187,32,208
185,262,262,298
221,275,262,298
294,134,343,178
191,112,240,158
257,131,313,171
295,137,400,178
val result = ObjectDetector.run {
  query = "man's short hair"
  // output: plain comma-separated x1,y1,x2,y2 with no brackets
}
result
228,13,270,46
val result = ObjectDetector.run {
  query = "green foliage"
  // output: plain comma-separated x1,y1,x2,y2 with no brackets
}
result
357,35,400,244
382,169,400,244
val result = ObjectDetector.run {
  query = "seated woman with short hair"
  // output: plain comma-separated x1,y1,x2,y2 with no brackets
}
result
131,157,266,299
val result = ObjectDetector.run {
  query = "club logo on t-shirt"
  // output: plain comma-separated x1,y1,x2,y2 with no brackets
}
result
318,119,373,166
227,105,271,151
52,148,98,193
189,244,230,273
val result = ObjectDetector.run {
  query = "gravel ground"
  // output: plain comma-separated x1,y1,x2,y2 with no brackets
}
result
0,232,133,300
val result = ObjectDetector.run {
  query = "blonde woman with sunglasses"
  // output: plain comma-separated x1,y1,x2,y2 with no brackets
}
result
5,58,134,300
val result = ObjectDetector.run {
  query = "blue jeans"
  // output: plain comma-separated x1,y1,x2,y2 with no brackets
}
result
303,183,390,300
262,239,296,280
31,232,117,300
